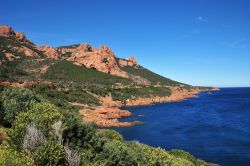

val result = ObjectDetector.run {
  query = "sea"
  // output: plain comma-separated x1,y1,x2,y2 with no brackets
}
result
116,88,250,166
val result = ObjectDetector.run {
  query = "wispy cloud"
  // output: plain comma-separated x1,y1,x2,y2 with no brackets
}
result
219,38,249,49
197,16,208,23
230,38,248,49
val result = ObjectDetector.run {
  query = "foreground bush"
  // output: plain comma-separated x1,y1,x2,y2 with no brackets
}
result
0,145,34,166
1,87,42,125
8,102,62,149
33,140,66,166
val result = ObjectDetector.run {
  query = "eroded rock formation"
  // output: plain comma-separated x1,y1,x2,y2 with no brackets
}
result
38,45,60,59
0,25,15,37
0,25,27,41
67,43,128,77
119,56,138,67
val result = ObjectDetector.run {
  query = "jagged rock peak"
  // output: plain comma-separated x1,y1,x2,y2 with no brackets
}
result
0,25,15,37
67,42,128,78
0,25,26,41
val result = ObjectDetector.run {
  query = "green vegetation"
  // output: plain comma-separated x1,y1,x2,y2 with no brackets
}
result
1,87,42,125
43,60,133,85
87,85,171,101
0,146,35,166
0,35,215,165
32,83,100,107
118,60,182,86
0,86,216,166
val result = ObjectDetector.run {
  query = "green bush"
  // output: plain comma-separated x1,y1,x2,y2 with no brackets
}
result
0,145,35,166
96,129,123,142
96,140,138,166
1,87,42,125
8,102,62,150
61,112,96,150
33,140,66,166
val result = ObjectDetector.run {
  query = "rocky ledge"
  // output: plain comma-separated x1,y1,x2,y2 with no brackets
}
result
79,106,140,128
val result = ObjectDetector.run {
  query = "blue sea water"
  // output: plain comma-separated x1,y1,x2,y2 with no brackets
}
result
115,88,250,166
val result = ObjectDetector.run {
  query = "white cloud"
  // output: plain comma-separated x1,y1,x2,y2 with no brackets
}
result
197,16,208,23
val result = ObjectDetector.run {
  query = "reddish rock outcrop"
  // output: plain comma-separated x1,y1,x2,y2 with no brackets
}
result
4,53,19,61
0,25,14,37
19,46,39,57
119,56,138,67
15,32,26,40
0,80,52,88
38,45,60,59
79,106,139,127
67,43,128,77
0,25,27,41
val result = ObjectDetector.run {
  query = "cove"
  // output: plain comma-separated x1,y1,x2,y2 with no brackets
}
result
115,88,250,166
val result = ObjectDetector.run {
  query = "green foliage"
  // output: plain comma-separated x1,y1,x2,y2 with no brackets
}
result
8,102,62,149
61,112,96,150
96,140,138,166
120,63,182,86
33,140,66,166
87,85,171,101
96,129,123,142
129,143,194,166
33,83,100,107
1,87,42,125
170,149,216,166
0,63,28,81
0,145,35,166
43,60,133,85
102,58,109,63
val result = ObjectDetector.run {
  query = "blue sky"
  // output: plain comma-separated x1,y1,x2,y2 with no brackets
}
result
1,0,249,87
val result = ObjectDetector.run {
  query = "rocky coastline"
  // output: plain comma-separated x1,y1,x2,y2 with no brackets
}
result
79,87,219,128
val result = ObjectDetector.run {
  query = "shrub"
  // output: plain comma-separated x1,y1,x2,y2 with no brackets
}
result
0,145,35,166
33,140,66,166
1,87,42,125
61,112,96,150
96,129,123,142
96,140,137,166
8,102,62,150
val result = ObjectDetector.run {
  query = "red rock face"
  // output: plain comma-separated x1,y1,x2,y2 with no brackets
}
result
15,32,26,40
67,43,128,78
38,45,60,59
0,25,15,37
19,46,39,57
119,56,138,67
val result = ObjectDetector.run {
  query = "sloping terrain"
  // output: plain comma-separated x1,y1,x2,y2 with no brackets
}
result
0,25,191,110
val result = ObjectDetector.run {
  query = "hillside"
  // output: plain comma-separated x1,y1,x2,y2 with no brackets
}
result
0,25,218,166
